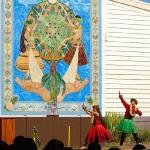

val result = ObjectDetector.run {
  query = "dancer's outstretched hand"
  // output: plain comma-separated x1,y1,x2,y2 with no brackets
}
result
119,91,122,97
82,103,87,111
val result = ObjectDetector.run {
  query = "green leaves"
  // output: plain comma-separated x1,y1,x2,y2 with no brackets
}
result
34,38,44,52
34,9,73,53
26,19,33,25
11,96,18,104
30,5,44,19
33,126,42,147
42,71,66,104
86,96,94,105
61,41,72,55
105,112,124,142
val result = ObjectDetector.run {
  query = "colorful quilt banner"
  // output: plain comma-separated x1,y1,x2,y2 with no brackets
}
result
0,0,101,116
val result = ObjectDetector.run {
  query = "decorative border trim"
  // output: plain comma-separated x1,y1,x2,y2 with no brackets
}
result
91,0,99,103
4,0,12,103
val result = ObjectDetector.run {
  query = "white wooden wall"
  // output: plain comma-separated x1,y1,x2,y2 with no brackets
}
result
102,0,150,116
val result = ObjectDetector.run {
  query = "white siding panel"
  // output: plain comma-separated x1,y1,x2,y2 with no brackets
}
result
105,55,150,61
105,64,150,69
107,18,150,26
107,28,150,36
108,37,150,44
106,103,150,108
108,23,150,31
104,107,150,113
105,98,150,103
104,59,150,66
108,0,150,15
107,34,150,40
105,84,150,90
103,0,150,116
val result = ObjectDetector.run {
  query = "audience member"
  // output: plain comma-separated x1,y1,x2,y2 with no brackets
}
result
14,136,37,150
43,139,64,150
132,144,146,150
0,141,8,150
87,140,101,150
108,148,121,150
0,136,149,150
13,135,25,150
23,138,37,150
7,144,16,150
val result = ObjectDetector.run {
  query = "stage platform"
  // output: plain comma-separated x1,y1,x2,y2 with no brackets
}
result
67,143,150,150
15,116,150,147
1,116,150,147
75,143,150,150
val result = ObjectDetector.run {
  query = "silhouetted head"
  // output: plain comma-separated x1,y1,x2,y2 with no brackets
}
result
14,136,25,150
132,144,146,150
7,144,16,150
108,148,121,150
14,136,37,150
88,140,101,150
44,139,64,150
23,138,37,150
0,141,8,150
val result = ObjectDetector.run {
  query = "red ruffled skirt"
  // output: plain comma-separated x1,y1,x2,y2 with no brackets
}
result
85,123,111,144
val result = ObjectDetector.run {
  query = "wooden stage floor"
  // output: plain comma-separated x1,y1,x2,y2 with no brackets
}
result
78,143,150,150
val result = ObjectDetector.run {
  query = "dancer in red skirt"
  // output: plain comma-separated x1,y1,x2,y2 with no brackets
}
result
82,104,111,144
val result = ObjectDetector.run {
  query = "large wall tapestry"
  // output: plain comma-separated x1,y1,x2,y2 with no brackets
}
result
0,0,100,116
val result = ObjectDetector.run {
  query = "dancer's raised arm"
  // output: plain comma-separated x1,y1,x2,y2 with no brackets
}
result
82,104,99,116
119,91,129,108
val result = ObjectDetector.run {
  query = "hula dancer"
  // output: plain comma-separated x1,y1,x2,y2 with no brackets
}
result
116,91,142,146
82,104,111,144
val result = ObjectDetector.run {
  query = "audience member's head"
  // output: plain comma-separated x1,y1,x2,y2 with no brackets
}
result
88,140,101,150
23,138,37,150
14,135,25,149
14,136,37,150
108,148,121,150
7,144,16,150
43,139,64,150
0,141,8,150
132,144,146,150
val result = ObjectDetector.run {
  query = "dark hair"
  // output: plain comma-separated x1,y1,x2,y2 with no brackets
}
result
0,141,8,150
132,144,146,150
130,98,138,105
108,148,121,150
92,105,106,127
7,144,16,150
64,147,73,150
14,136,25,150
23,138,37,150
88,140,101,150
44,139,64,150
14,136,37,150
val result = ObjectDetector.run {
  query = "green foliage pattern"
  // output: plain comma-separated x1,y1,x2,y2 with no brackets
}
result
42,71,66,104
